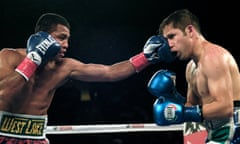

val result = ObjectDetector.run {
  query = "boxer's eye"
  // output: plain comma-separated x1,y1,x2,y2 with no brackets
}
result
167,34,175,40
57,35,68,41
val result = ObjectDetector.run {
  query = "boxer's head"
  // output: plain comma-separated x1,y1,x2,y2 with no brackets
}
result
34,13,70,34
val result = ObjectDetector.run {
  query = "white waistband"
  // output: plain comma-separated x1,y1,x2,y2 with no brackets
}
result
204,117,232,130
0,111,48,139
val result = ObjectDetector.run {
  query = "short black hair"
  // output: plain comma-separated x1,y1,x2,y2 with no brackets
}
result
34,13,70,33
159,9,201,35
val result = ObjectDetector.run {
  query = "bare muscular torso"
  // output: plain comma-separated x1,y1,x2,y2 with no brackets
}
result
186,44,240,106
0,47,136,116
0,48,70,115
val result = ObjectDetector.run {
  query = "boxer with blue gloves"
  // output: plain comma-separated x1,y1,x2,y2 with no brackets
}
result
147,69,202,125
155,9,240,143
147,69,186,104
153,99,203,125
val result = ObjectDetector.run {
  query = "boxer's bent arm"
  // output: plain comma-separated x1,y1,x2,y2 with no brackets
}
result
0,72,26,95
0,49,26,96
202,61,234,119
67,58,136,82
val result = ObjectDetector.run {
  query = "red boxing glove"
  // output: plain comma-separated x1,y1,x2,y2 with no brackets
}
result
15,55,39,81
129,52,150,72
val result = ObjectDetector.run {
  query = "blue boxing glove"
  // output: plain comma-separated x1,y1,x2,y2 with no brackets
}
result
144,35,175,63
153,99,203,126
26,31,61,65
148,69,186,104
15,31,60,81
130,35,175,72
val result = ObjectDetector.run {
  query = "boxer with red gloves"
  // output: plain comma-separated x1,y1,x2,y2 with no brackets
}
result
15,31,61,81
130,35,175,72
0,13,176,143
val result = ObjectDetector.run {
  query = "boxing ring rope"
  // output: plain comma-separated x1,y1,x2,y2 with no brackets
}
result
46,123,184,134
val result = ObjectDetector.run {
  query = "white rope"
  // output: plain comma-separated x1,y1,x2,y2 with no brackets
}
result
46,123,184,134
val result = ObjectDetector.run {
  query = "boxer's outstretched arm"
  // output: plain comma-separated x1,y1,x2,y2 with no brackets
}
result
69,35,175,82
67,58,136,82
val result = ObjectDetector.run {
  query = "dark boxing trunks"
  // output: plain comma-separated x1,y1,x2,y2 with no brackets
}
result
231,101,240,144
0,135,49,144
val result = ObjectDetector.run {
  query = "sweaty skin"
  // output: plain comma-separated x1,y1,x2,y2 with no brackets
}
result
0,24,136,115
163,23,240,120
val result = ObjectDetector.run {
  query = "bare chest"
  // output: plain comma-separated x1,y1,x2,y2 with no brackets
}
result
32,68,67,92
189,68,208,97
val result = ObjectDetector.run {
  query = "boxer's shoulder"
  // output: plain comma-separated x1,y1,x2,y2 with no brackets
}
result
0,48,26,64
0,48,26,55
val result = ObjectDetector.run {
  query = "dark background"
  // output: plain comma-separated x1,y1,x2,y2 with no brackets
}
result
2,0,238,143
